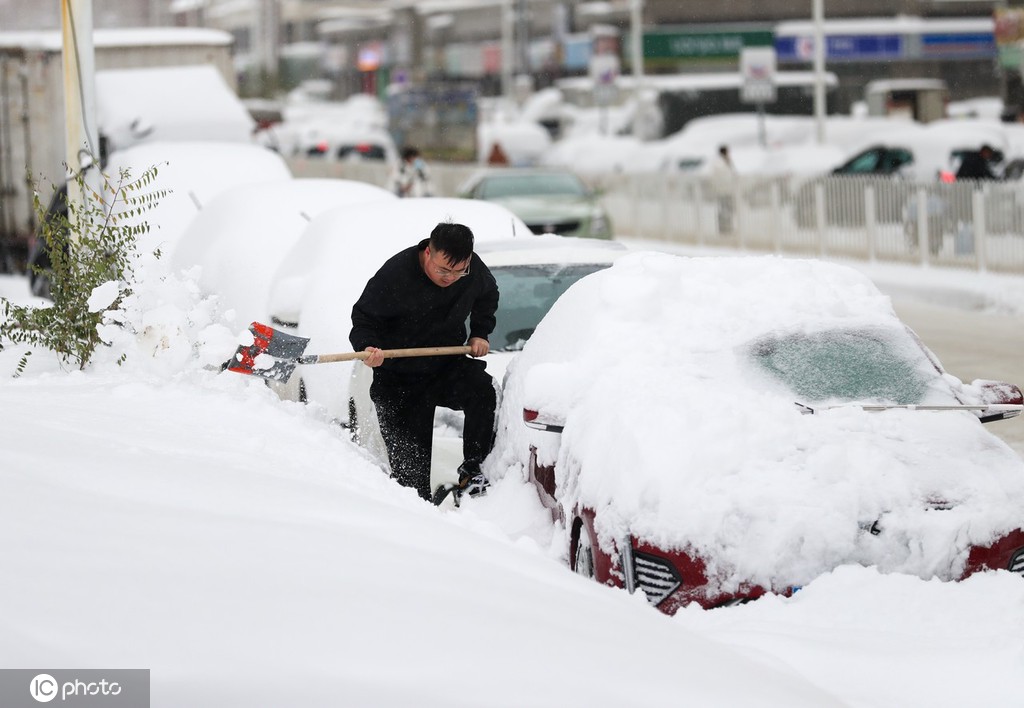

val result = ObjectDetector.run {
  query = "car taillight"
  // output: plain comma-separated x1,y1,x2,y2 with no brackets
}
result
522,408,564,433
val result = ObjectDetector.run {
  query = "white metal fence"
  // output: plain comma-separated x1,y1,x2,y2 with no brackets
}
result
287,157,1024,275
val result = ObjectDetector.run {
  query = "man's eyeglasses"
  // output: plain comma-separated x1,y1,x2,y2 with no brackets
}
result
430,255,471,279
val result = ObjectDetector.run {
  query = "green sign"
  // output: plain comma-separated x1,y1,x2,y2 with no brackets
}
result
643,29,774,60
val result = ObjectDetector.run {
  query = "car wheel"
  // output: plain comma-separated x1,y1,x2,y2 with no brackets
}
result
572,520,594,579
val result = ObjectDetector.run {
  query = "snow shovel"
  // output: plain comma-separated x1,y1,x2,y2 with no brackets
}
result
226,322,472,382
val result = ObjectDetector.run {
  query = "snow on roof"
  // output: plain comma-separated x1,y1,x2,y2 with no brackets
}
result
776,15,993,36
0,27,232,52
557,71,839,92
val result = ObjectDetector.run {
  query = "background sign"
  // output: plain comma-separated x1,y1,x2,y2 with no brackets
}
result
740,46,777,104
641,28,773,62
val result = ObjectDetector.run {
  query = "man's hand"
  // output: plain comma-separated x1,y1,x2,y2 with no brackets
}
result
468,337,490,358
362,346,384,368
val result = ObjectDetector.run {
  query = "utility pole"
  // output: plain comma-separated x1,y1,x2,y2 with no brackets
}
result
502,0,515,100
255,0,280,93
812,0,826,144
516,0,529,78
630,0,644,87
61,0,99,244
630,0,645,136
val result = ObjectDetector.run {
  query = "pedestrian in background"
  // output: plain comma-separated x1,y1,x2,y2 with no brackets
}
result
709,145,737,235
955,144,999,181
391,146,435,197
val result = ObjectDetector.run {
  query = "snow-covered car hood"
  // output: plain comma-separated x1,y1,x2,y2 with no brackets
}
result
492,252,1024,592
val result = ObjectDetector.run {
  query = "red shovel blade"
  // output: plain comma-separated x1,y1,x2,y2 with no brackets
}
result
226,322,310,381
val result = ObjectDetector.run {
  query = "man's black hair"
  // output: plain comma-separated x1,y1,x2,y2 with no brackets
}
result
429,222,474,265
402,146,420,161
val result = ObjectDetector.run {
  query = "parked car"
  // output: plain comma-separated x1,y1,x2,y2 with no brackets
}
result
171,178,395,328
102,141,293,261
264,198,531,413
458,169,613,239
492,252,1024,613
255,94,398,168
348,236,628,495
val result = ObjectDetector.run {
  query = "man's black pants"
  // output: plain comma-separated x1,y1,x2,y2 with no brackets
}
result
370,358,497,501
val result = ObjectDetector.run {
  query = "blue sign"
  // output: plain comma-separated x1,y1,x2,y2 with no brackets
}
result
921,33,995,59
776,34,902,62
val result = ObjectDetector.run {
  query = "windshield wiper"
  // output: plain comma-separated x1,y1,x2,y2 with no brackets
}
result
795,402,1022,422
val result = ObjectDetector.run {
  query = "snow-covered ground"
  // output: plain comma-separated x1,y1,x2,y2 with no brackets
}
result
2,231,1024,705
3,84,1023,701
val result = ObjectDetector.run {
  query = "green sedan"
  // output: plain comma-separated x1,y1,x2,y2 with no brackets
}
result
458,169,613,240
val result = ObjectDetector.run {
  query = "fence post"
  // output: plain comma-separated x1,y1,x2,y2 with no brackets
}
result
916,186,930,267
736,178,746,250
695,180,705,247
863,185,877,262
770,180,782,254
814,182,826,257
632,173,642,240
973,188,987,273
661,175,672,242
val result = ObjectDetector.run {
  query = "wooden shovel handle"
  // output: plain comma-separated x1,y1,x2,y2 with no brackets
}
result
311,345,473,364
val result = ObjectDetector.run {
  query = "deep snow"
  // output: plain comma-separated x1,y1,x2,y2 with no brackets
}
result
2,244,1024,706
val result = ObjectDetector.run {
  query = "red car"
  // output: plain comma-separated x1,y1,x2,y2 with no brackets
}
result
495,253,1024,612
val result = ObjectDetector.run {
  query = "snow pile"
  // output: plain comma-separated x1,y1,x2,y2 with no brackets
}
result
91,255,239,378
493,252,1024,592
2,231,1024,704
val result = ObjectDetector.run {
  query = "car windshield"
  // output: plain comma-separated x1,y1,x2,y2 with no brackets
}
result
488,263,608,351
836,148,914,175
746,327,955,405
479,173,587,200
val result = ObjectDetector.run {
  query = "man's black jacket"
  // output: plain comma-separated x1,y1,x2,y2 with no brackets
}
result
955,151,998,180
349,239,499,378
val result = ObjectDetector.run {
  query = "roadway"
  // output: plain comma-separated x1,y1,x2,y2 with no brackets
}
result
891,298,1024,458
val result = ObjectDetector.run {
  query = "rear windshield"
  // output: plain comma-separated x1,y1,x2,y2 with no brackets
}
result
489,263,608,351
480,173,587,199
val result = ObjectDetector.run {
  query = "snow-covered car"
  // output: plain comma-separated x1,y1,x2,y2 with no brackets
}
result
458,169,613,240
103,141,293,260
348,236,628,494
265,198,531,413
257,95,398,168
27,141,293,297
171,178,395,328
491,252,1024,612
